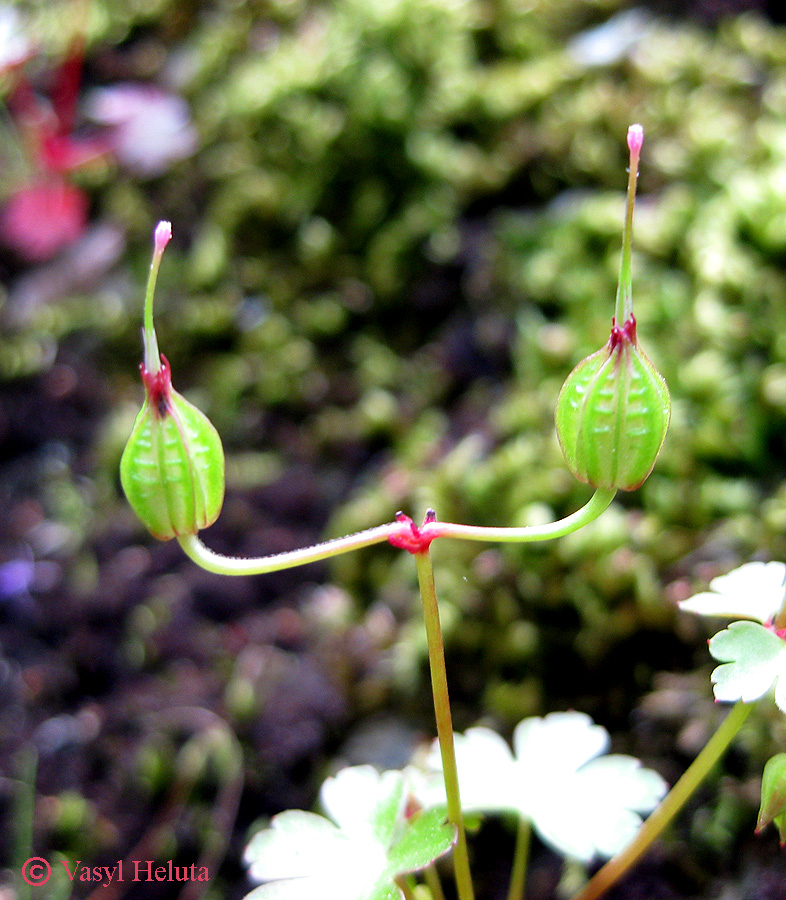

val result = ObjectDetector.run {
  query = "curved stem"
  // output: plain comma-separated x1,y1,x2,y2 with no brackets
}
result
422,488,616,545
177,522,403,575
570,700,753,900
414,549,475,900
177,490,616,576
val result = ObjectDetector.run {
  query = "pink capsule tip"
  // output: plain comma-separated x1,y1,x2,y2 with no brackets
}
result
154,220,172,255
627,124,644,155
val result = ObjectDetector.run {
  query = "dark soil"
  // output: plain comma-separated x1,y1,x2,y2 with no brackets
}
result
0,311,784,900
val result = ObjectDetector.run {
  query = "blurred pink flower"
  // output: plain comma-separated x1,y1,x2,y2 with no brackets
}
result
0,13,196,261
0,18,108,261
86,83,197,176
0,179,88,262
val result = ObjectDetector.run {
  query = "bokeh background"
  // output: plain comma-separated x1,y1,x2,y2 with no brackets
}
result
4,0,786,896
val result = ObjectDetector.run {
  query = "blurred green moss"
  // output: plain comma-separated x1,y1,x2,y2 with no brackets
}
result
8,0,786,750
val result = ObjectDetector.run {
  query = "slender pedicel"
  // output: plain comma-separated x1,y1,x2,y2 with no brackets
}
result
414,549,475,900
121,222,226,540
416,488,616,546
555,125,670,492
178,522,404,575
570,701,753,900
176,489,616,575
506,818,532,900
143,220,171,374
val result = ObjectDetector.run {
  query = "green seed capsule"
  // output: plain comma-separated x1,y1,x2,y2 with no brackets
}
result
121,356,225,540
555,317,670,491
757,752,786,842
555,125,670,491
121,222,225,540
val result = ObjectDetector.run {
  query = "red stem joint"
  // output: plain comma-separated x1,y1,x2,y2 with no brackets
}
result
389,509,439,554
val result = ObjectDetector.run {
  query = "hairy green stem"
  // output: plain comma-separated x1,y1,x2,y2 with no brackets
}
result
177,489,616,575
414,549,475,900
570,700,753,900
178,523,402,574
615,126,641,325
428,489,615,545
506,817,532,900
142,222,171,375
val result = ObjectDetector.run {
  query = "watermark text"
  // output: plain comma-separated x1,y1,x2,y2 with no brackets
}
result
22,858,210,887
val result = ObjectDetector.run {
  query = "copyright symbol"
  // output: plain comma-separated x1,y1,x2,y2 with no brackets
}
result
22,857,51,886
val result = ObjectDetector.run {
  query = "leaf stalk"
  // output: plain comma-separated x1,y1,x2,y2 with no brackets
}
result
414,548,475,900
569,700,753,900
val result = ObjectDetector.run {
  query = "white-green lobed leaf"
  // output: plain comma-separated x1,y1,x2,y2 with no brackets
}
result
537,755,668,861
439,727,520,812
576,755,668,812
245,880,348,900
244,811,358,881
321,766,405,846
243,766,453,900
709,620,786,707
366,884,403,900
386,807,455,874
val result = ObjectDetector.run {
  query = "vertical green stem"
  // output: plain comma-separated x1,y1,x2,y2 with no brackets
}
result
143,221,172,375
615,125,642,325
395,877,418,900
414,550,475,900
425,864,447,900
570,700,753,900
13,748,37,900
506,817,532,900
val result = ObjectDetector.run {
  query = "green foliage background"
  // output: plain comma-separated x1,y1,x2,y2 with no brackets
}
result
9,0,786,704
6,0,786,881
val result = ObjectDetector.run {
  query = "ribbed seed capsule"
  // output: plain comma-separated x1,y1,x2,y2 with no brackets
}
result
120,221,225,540
121,356,225,540
756,753,786,842
555,317,670,491
555,124,670,492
